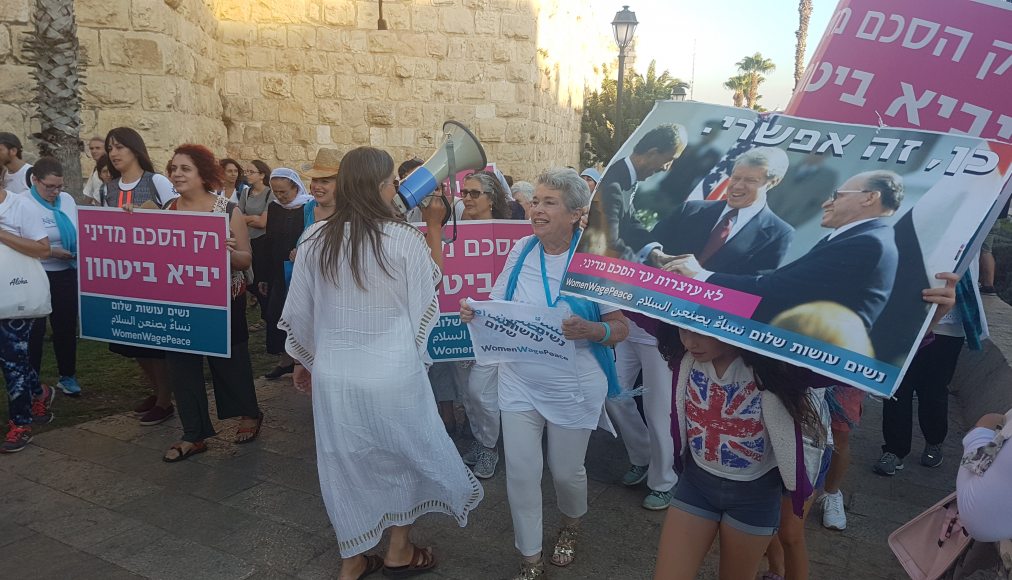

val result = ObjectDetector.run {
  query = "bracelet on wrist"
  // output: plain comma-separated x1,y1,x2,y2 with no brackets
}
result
596,321,612,344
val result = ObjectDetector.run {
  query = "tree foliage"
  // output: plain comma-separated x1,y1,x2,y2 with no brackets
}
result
726,52,776,111
581,60,690,168
795,0,814,89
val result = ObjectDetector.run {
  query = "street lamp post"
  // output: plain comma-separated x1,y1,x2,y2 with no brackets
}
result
671,86,688,101
612,5,638,144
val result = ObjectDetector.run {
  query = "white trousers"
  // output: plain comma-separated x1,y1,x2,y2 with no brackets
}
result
604,339,677,492
462,363,500,448
501,409,593,557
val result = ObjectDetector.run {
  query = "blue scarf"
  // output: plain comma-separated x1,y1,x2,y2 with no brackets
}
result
302,199,318,232
503,233,622,398
30,185,77,267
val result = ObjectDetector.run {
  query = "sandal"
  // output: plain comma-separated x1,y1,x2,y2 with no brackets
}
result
550,524,579,567
235,414,263,444
162,440,207,463
510,558,545,580
382,545,436,578
353,554,384,580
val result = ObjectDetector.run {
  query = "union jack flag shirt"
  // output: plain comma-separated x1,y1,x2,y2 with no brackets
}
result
685,358,776,481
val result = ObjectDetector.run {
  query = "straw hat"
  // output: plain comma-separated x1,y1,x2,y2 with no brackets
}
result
303,148,342,178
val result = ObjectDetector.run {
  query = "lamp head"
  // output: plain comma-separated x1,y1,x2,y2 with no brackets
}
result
611,5,638,50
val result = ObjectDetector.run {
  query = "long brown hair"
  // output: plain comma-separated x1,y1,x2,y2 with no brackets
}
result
312,147,399,289
105,127,155,179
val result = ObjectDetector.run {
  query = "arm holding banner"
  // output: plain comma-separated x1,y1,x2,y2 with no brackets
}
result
562,311,629,346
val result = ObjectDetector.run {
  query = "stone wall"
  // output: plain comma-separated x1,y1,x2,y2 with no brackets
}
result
1,0,226,172
0,0,612,180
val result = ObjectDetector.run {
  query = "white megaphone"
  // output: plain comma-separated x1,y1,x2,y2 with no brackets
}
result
393,120,487,215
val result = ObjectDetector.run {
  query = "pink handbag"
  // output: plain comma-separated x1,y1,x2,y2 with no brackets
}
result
889,491,971,580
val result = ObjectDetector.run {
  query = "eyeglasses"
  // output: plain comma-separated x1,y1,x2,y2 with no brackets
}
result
830,189,872,201
460,189,490,199
36,181,62,192
245,168,259,175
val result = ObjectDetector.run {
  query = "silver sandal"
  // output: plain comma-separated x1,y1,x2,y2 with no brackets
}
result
550,524,579,567
511,558,545,580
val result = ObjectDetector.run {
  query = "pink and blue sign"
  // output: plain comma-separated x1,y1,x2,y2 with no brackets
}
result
76,208,232,357
416,220,531,361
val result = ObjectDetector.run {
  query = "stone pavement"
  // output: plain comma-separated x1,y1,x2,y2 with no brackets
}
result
0,379,966,580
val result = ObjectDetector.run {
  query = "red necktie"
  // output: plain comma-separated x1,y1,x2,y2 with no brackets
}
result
698,209,738,266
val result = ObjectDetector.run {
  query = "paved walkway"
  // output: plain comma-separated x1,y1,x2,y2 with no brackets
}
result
0,379,965,579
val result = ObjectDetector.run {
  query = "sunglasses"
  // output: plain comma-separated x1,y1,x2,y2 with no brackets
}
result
460,188,490,199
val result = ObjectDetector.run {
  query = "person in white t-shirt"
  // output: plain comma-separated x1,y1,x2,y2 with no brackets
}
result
20,157,83,399
460,168,630,580
104,127,176,208
80,136,107,205
0,132,32,195
0,164,55,453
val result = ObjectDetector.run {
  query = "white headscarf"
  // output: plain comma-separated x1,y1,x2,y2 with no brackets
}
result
269,167,313,209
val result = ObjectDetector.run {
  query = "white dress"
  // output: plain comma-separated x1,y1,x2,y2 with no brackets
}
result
280,221,483,558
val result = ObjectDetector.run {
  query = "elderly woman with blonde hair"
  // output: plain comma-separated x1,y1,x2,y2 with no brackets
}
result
461,167,629,580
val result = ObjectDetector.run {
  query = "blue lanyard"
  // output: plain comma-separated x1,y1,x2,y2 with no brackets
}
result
539,232,578,307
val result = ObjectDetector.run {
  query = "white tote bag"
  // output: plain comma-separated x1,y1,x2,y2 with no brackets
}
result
0,242,52,319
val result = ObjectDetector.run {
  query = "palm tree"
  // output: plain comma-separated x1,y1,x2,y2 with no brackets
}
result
23,0,84,197
794,0,813,89
723,74,750,108
735,52,776,110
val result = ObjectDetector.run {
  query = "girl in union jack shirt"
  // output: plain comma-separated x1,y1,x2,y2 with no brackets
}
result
652,325,824,580
650,272,961,580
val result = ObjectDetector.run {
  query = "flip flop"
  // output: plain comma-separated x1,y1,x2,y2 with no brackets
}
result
162,441,207,463
235,414,264,444
355,554,384,580
383,545,436,578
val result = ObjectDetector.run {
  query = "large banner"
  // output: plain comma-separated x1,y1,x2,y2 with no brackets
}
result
787,0,1012,261
788,0,1011,142
77,208,232,357
418,220,531,361
466,300,575,365
565,101,1012,396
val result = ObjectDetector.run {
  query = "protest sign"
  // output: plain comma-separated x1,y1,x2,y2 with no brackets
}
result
77,207,232,357
788,0,1011,142
566,101,1012,396
466,299,575,365
415,220,531,361
788,0,1012,265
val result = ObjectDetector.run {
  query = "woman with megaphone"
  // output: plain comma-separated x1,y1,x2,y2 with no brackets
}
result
279,147,483,580
459,168,630,580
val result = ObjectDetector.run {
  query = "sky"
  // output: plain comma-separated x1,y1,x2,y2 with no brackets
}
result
588,0,838,110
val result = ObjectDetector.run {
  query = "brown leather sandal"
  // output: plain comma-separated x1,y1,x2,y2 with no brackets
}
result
382,545,436,578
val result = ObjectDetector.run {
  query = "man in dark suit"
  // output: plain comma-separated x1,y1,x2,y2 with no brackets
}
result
577,124,686,260
646,147,794,275
667,170,903,328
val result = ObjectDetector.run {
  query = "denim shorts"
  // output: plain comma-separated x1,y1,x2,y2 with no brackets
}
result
670,457,784,536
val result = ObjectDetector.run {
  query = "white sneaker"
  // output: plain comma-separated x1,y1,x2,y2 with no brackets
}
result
821,491,847,530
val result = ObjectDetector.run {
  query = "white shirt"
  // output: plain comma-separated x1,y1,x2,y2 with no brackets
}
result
117,174,176,206
684,357,776,481
4,164,32,195
826,217,877,241
716,198,767,243
81,170,103,203
22,192,78,271
0,191,47,241
490,235,617,430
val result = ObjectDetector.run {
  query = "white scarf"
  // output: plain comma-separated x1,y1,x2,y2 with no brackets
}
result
269,168,313,209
